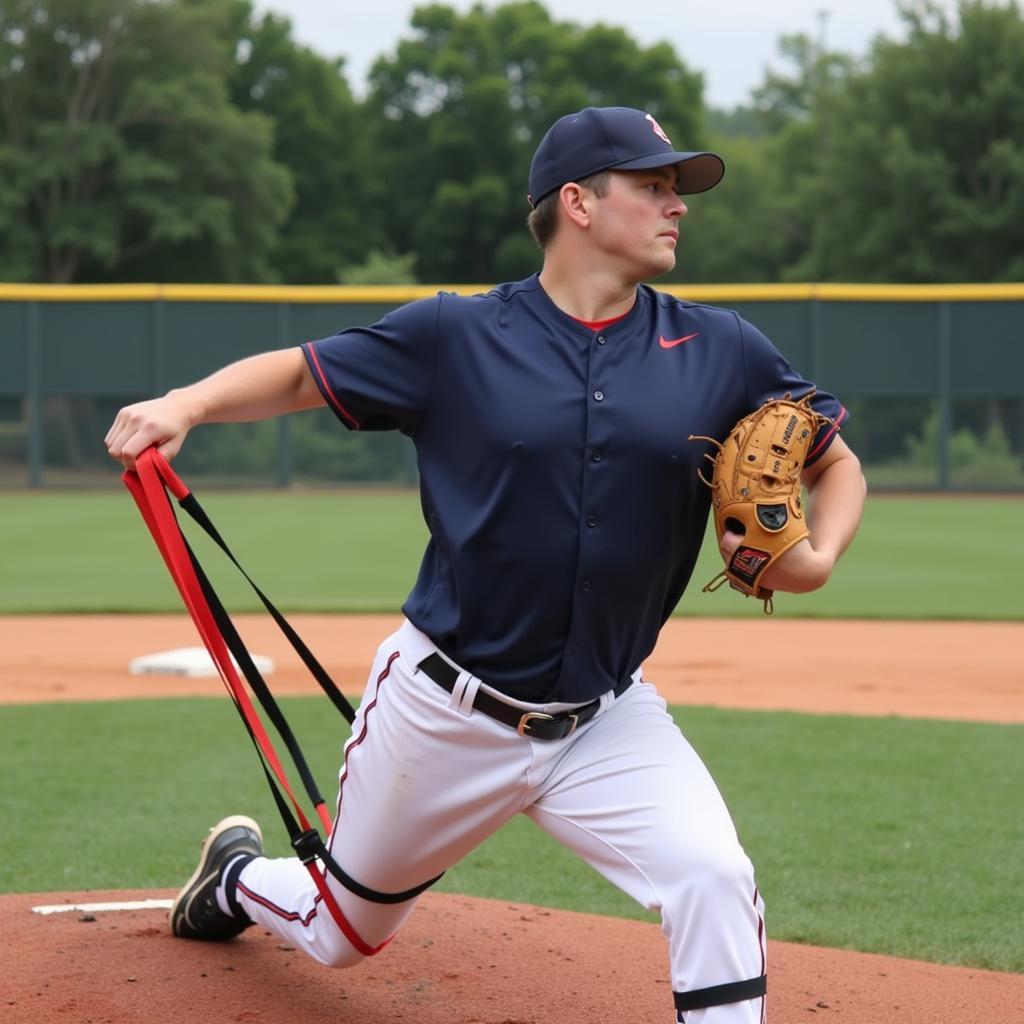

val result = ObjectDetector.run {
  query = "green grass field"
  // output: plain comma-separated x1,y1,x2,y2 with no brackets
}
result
1,697,1021,972
2,488,1021,975
0,489,1018,618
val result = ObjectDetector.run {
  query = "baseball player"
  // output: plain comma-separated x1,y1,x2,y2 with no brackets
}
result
106,106,866,1022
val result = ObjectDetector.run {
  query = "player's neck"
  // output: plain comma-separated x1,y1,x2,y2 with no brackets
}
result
538,261,638,323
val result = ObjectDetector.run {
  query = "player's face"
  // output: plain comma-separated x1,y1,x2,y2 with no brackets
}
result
587,168,687,280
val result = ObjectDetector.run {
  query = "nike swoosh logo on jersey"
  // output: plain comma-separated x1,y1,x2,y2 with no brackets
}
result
659,332,700,348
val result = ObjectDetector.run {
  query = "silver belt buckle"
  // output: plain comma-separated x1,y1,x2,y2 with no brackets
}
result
517,711,579,737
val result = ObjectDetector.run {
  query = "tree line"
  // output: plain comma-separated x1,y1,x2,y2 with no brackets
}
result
1,0,1022,286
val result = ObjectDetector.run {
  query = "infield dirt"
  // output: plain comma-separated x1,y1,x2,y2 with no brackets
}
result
3,613,1021,722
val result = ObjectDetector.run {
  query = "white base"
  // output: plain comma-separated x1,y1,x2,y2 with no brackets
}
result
129,646,274,678
33,899,173,915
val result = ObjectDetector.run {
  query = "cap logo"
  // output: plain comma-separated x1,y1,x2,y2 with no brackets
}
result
645,113,671,146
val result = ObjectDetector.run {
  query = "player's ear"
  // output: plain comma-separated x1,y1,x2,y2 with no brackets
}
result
559,183,592,228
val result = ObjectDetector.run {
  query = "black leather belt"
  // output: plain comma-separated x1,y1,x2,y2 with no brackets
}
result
417,652,630,740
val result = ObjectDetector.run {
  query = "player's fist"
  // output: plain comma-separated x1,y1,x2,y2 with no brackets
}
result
104,393,198,471
719,530,834,594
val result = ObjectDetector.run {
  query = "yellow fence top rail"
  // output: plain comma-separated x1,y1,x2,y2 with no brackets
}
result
1,282,1023,303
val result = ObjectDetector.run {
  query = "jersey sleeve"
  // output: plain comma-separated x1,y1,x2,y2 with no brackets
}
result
738,315,850,466
302,295,441,433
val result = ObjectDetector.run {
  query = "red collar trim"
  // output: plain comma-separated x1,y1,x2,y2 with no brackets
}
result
568,308,633,331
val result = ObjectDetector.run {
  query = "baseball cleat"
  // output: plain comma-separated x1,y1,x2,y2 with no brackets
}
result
170,814,263,940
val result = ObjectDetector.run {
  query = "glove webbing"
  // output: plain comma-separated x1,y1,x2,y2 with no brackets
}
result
123,449,439,956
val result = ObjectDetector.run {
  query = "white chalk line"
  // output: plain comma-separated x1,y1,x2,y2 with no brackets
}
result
32,898,173,915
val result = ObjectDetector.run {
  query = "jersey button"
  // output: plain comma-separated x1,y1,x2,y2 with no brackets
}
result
592,450,602,462
594,390,604,402
582,580,592,592
596,335,606,345
586,515,597,527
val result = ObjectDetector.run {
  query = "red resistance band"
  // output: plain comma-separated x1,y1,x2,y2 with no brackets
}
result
124,448,402,957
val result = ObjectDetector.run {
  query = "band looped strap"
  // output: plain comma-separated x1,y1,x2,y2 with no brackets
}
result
674,974,767,1013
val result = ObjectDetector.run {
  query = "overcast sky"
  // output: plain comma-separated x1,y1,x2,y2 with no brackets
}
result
252,0,955,109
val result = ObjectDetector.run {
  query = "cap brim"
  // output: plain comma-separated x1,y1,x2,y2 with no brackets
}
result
613,151,725,195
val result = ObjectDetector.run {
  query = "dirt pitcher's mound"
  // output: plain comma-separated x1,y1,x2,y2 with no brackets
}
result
5,890,1023,1024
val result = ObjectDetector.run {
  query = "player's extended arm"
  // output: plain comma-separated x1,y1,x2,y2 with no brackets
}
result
105,347,323,470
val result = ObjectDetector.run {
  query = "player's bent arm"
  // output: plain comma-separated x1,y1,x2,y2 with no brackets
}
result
802,435,867,562
759,436,867,594
105,347,324,470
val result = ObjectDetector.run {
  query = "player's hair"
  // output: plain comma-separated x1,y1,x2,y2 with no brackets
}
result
527,171,612,249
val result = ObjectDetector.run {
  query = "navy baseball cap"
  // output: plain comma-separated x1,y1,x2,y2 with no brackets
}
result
527,106,725,207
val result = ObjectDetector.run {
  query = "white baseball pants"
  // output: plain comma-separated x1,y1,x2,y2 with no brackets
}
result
231,620,767,1022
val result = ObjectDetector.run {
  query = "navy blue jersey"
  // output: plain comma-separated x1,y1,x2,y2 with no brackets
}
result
304,274,848,703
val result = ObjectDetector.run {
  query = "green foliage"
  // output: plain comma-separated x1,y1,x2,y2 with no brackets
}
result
288,409,416,482
668,135,790,284
705,105,767,140
747,32,859,282
760,0,1024,283
1,698,1021,971
362,0,708,282
175,420,279,477
174,408,417,482
880,407,1024,485
4,0,1024,285
0,0,294,283
339,249,419,285
223,1,383,283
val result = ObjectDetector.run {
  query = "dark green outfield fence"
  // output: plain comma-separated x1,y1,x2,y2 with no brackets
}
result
1,282,1023,490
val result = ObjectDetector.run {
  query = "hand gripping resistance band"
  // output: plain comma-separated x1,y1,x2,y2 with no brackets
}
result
123,449,439,956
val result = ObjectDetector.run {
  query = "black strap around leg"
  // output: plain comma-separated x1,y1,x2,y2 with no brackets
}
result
292,829,443,905
674,974,767,1015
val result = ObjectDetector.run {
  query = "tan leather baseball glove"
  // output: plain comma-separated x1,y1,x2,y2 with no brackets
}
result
690,392,833,614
